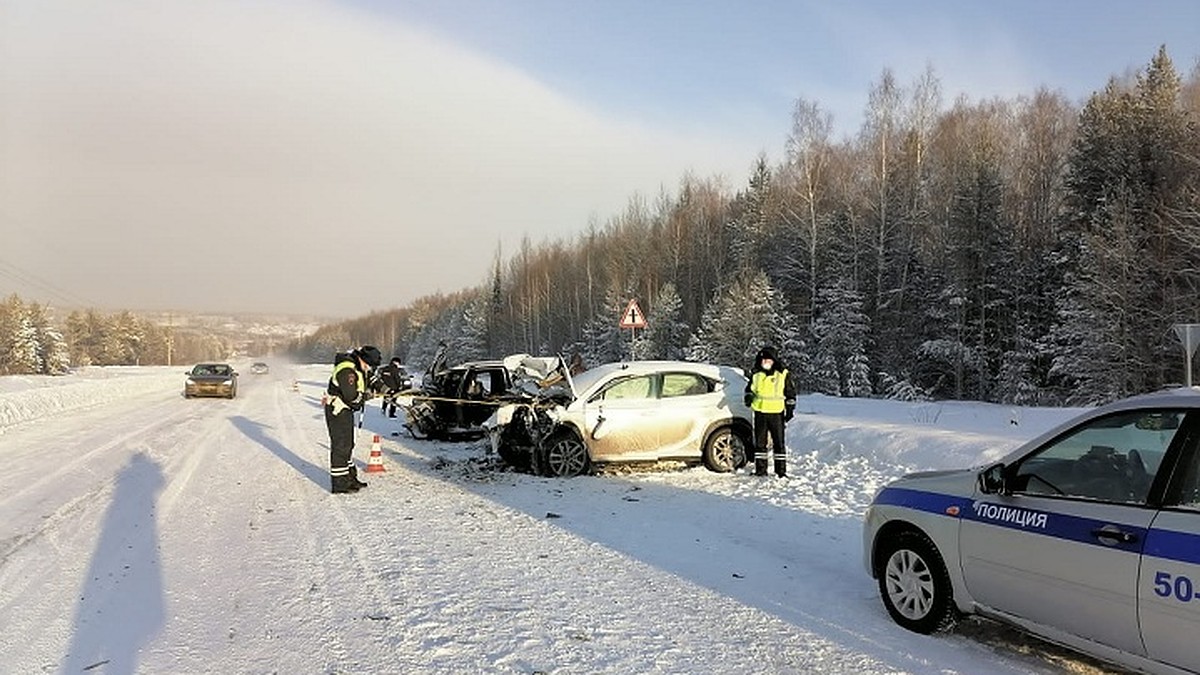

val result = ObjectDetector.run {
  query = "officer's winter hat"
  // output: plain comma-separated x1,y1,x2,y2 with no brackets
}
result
355,345,383,368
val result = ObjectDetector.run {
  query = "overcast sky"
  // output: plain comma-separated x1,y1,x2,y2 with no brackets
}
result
2,0,1198,318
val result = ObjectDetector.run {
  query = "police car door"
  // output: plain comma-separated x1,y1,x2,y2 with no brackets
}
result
1138,428,1200,673
959,409,1181,656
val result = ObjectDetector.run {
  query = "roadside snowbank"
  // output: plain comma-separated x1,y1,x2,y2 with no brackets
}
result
0,367,183,430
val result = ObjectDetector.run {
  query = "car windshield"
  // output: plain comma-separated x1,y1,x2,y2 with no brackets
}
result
193,365,229,376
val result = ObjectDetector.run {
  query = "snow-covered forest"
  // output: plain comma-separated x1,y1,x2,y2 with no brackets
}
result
0,295,312,374
294,49,1200,407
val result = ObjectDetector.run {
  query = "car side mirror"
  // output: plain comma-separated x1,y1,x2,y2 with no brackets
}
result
978,463,1008,495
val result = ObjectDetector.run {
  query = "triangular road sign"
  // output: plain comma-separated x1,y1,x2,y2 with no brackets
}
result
619,298,647,329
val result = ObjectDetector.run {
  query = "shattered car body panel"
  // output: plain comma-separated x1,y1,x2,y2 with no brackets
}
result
487,361,754,477
395,352,571,440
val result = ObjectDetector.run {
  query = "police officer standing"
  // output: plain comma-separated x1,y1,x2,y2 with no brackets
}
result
378,356,407,418
744,345,796,477
325,345,382,493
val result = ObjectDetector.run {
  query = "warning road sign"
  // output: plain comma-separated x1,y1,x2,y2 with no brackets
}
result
619,299,647,329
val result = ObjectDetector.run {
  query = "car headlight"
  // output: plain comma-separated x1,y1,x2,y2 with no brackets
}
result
186,378,196,385
223,379,233,386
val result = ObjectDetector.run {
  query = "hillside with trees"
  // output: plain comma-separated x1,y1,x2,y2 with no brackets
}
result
0,294,319,374
291,48,1200,406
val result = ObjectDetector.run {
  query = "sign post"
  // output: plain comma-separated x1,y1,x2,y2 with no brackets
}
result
619,298,647,360
1172,323,1200,387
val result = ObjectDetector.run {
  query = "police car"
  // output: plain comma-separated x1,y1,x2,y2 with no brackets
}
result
863,387,1200,675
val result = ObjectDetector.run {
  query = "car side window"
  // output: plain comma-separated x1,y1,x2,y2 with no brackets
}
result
1013,409,1185,504
1169,443,1200,510
661,373,710,398
596,375,654,401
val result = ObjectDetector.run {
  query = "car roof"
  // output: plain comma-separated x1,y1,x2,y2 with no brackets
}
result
572,360,741,391
1083,386,1200,415
450,360,508,370
1000,386,1200,464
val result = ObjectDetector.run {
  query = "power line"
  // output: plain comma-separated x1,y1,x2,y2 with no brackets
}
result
0,256,96,308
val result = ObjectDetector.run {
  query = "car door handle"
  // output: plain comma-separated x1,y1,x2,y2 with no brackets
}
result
1090,528,1137,544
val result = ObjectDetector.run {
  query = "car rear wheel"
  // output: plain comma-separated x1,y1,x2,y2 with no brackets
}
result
702,426,745,473
877,530,957,634
538,430,590,478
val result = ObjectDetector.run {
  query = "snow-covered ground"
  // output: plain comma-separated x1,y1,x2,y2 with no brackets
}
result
0,363,1121,674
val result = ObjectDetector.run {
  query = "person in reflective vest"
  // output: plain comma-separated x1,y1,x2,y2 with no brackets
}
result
325,345,382,493
743,345,796,477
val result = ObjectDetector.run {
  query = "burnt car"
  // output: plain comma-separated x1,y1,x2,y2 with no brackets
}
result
487,360,753,477
184,363,238,399
394,351,569,440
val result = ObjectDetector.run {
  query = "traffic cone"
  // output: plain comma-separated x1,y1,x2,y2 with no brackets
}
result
365,434,386,473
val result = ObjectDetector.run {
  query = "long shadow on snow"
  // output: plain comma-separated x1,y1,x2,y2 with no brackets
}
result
61,453,165,675
360,411,1067,675
229,415,327,489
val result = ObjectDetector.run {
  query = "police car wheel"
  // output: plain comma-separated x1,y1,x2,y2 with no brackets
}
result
539,431,590,478
702,427,744,473
878,530,957,634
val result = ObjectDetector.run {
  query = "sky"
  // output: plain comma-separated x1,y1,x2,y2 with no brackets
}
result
3,362,1116,673
1,0,1198,318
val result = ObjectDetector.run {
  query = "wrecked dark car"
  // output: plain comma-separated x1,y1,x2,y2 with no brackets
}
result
395,352,569,441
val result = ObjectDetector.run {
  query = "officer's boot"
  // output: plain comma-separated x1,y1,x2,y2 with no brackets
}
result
349,465,368,489
774,452,787,478
331,474,359,494
754,450,768,477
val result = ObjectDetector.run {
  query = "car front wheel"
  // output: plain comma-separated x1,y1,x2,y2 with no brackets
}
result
877,530,957,634
538,430,590,478
702,426,745,473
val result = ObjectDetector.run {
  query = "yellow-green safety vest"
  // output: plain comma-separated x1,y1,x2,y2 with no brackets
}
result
330,359,364,399
750,369,789,414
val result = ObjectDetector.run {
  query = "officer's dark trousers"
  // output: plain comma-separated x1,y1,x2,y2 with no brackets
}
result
325,404,356,488
753,411,787,476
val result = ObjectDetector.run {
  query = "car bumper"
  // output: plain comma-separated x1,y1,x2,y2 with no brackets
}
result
186,385,234,397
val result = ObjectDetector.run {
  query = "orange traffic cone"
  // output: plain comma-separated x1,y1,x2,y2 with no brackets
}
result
365,434,386,473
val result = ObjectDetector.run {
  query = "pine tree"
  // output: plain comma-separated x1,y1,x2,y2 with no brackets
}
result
28,302,71,374
947,149,1013,400
690,271,788,370
1,296,41,375
581,287,629,365
640,282,689,360
811,279,872,397
0,295,18,374
1049,48,1197,401
727,157,772,272
448,295,490,363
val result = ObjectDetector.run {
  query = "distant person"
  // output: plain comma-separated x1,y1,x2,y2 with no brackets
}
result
378,356,408,418
743,345,796,477
568,352,586,375
324,345,382,493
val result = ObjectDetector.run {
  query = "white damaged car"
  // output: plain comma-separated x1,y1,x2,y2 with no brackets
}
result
486,360,754,477
863,387,1200,675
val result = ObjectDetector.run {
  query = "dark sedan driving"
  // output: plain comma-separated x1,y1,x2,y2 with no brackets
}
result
184,363,238,399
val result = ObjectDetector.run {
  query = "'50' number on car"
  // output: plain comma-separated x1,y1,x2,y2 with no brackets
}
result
1153,571,1200,603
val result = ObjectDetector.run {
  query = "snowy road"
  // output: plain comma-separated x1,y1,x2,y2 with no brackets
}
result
0,364,1118,674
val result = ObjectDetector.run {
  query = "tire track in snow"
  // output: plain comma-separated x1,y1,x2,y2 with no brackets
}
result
0,394,209,563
